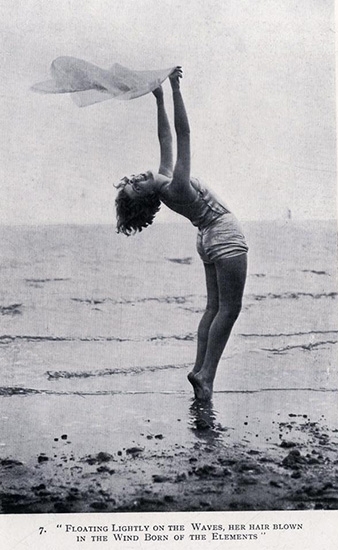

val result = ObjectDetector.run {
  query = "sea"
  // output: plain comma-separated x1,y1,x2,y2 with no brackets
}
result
0,220,337,460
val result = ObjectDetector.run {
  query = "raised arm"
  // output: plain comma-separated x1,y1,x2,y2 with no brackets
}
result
152,86,173,177
169,67,194,201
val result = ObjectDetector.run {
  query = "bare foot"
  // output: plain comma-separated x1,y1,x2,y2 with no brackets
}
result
187,371,213,401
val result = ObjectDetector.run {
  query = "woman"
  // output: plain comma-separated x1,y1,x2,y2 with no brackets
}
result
115,67,248,401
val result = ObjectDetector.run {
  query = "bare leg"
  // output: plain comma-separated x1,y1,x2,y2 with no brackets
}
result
189,263,218,376
189,254,247,401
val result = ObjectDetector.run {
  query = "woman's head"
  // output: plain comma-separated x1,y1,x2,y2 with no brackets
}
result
119,171,156,199
115,173,161,235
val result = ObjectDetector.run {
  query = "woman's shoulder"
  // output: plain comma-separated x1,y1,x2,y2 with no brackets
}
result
160,177,199,205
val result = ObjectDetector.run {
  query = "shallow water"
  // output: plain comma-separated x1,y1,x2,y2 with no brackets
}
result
0,220,337,465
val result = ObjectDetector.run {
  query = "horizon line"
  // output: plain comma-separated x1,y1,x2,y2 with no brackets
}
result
0,218,336,228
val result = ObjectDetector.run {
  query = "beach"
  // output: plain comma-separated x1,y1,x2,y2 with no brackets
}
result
0,220,337,513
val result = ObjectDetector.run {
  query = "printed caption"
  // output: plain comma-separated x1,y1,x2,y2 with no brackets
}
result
37,521,304,543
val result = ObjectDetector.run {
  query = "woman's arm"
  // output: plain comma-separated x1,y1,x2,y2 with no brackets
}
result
152,86,173,177
169,68,195,201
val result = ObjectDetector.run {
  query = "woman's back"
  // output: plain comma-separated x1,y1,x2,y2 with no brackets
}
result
161,177,230,229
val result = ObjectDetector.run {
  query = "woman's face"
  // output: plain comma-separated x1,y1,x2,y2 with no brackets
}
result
124,171,156,199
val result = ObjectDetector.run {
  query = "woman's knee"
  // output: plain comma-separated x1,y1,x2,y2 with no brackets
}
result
205,300,218,317
218,299,242,323
200,304,218,326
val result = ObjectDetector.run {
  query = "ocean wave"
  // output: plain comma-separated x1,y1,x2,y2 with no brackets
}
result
0,335,133,344
166,257,193,265
0,304,22,316
148,333,195,342
71,294,197,306
25,278,70,284
249,292,338,301
46,362,192,380
0,386,188,396
301,270,329,276
0,333,196,345
1,386,337,397
262,340,337,355
240,330,338,338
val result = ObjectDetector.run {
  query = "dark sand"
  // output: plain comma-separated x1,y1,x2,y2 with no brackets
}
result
1,388,337,514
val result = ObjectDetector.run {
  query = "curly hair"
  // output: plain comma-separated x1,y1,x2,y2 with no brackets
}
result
115,186,161,236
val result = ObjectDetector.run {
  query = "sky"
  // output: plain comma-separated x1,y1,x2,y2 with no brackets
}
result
0,0,336,224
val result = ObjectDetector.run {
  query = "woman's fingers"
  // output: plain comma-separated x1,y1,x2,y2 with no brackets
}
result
169,66,183,90
170,67,183,81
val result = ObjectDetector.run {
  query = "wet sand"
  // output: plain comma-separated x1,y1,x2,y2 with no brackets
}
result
1,374,337,513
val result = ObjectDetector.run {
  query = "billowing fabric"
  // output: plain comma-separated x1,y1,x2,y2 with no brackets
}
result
31,57,176,107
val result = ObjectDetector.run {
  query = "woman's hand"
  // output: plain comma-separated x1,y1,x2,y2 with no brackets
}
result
169,66,183,90
152,85,164,99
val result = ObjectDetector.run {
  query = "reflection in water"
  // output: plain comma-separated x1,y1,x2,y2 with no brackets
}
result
189,400,229,444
